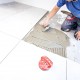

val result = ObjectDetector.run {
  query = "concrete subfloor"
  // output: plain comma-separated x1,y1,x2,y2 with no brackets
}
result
23,24,69,57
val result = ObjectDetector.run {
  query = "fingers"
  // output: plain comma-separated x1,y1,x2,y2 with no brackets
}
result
39,17,50,28
39,21,48,27
76,36,80,40
39,21,48,28
78,37,80,40
74,32,80,40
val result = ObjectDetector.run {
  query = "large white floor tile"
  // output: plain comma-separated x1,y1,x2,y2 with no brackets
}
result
0,0,14,4
66,39,80,63
0,31,19,63
0,2,31,21
0,6,47,39
67,59,80,80
0,41,66,80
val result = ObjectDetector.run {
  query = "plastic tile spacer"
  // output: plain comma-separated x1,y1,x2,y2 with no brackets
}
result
39,56,53,71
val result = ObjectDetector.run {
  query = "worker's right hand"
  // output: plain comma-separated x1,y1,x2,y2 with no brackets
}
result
39,16,50,28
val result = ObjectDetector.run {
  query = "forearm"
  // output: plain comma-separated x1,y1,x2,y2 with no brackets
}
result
47,5,60,20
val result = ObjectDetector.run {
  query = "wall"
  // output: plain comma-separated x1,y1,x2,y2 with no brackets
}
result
0,0,14,4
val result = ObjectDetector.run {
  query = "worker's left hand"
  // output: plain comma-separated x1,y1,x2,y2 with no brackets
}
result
75,31,80,40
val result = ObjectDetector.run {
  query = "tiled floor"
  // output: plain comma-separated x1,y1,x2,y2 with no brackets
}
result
0,2,61,80
0,2,47,39
0,2,66,80
0,41,66,80
0,31,19,63
0,1,80,80
0,2,31,21
0,1,47,69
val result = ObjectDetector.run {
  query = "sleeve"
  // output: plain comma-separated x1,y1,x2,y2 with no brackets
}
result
57,0,66,7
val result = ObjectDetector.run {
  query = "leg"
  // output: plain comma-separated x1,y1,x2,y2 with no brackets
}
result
74,19,80,39
74,26,80,40
61,14,77,32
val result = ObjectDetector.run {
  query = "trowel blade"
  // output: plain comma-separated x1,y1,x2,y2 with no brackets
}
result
42,26,50,32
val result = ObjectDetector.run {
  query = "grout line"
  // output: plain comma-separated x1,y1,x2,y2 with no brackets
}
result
0,40,21,64
66,59,67,80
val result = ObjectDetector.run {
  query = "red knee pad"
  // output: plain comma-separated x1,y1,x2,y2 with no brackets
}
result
39,56,53,71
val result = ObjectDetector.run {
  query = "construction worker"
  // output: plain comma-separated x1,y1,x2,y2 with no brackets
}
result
40,0,80,40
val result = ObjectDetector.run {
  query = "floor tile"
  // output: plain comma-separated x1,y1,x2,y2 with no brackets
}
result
0,4,47,39
0,0,13,4
0,2,31,21
67,59,80,80
0,41,66,80
0,31,19,63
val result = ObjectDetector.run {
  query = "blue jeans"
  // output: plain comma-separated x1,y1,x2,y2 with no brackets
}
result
61,13,80,32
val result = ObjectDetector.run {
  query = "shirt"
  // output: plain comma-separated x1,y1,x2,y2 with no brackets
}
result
57,0,80,18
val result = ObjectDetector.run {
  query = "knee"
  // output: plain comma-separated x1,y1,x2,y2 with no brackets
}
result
61,25,65,31
61,24,67,31
61,25,71,32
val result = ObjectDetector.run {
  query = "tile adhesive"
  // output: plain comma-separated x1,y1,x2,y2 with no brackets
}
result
23,12,70,57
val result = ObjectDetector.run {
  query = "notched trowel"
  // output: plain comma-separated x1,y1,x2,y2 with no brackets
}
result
42,26,51,32
42,24,54,32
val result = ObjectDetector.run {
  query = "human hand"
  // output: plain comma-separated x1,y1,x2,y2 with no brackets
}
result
75,31,80,40
39,16,50,28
